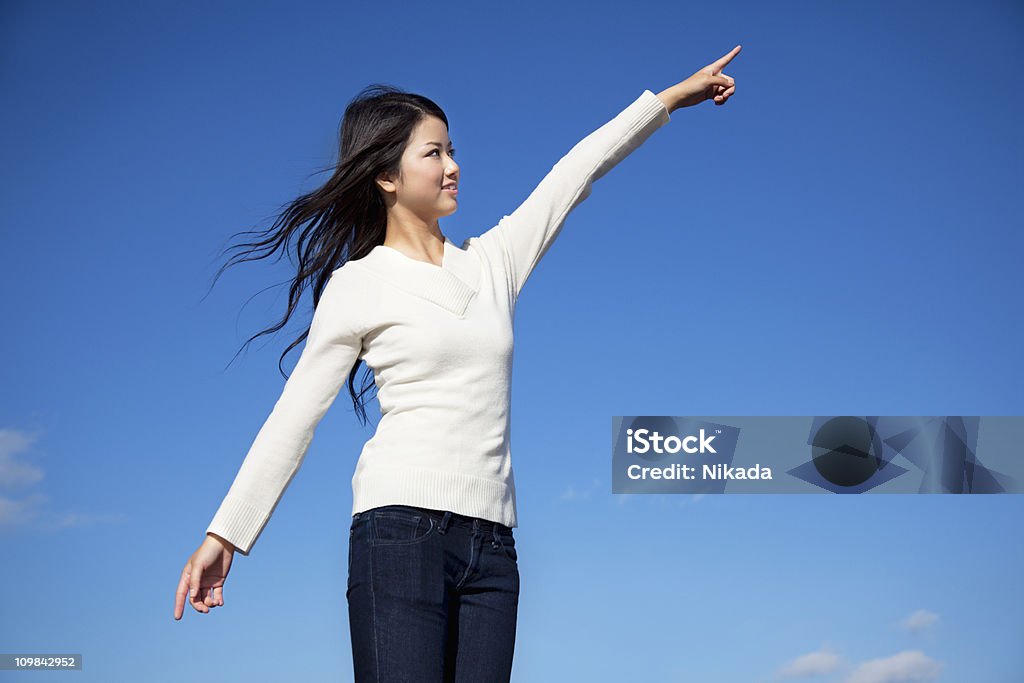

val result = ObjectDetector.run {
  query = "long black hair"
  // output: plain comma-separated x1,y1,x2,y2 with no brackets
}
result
204,83,450,427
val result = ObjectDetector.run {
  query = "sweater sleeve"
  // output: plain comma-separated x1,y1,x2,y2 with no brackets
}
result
205,271,364,555
485,89,670,300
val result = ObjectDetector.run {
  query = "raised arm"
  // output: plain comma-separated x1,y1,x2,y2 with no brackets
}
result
487,89,670,301
485,46,741,301
205,271,364,555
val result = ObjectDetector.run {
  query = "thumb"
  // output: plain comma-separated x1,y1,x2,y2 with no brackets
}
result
711,75,734,88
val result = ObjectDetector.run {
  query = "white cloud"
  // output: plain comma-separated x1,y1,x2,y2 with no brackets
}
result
843,650,943,683
560,485,586,501
678,493,706,507
777,644,842,678
0,491,48,527
0,428,45,488
900,609,939,633
0,427,125,533
611,492,704,507
560,477,602,502
39,509,128,530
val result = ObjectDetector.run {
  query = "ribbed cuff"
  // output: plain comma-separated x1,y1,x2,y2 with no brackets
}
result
206,495,269,556
636,88,672,131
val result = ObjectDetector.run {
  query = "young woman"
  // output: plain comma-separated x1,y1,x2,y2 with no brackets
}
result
174,46,741,681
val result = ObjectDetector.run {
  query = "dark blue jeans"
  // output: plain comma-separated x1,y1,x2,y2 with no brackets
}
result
347,505,520,682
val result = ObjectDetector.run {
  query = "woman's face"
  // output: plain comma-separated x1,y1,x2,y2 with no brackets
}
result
377,115,459,221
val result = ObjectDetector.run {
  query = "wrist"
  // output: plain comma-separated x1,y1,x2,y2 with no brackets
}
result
206,532,236,553
654,87,678,115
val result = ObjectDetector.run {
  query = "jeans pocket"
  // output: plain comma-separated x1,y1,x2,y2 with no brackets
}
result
495,529,518,563
370,507,436,546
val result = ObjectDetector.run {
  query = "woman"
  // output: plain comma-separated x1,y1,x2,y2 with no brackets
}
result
173,45,741,681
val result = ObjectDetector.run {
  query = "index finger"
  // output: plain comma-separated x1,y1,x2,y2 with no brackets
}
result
709,45,742,72
174,566,190,620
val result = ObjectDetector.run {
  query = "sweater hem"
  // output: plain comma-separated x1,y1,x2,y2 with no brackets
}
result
352,466,518,528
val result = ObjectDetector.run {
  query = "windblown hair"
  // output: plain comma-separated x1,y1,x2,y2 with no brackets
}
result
205,83,450,427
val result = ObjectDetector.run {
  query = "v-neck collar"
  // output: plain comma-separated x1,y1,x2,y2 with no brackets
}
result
354,236,481,318
376,237,450,270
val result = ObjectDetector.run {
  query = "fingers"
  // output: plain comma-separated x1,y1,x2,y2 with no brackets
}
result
174,549,228,619
713,78,737,105
714,85,736,104
710,45,742,72
189,565,209,614
174,565,191,620
203,586,220,608
197,584,224,610
191,591,209,613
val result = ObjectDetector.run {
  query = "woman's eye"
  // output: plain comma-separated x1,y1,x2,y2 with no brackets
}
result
430,149,456,158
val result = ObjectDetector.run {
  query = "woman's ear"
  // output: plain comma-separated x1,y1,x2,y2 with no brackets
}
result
376,171,396,194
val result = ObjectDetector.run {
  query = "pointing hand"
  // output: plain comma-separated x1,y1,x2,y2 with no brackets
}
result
656,45,741,113
174,533,235,620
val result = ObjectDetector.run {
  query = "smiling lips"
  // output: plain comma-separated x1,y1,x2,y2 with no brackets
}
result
442,184,458,196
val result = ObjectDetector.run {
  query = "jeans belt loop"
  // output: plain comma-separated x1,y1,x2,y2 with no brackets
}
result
438,510,452,534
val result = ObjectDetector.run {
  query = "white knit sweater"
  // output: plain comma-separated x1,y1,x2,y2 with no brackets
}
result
206,89,670,554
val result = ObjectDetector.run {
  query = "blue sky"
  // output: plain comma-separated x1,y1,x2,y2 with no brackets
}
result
1,0,1022,681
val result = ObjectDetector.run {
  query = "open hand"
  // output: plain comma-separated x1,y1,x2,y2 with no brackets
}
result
657,45,741,113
